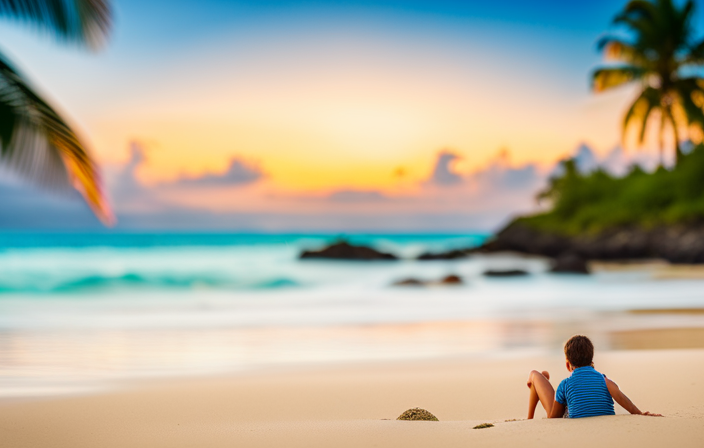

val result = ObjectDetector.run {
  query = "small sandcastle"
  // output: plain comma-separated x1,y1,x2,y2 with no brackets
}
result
396,408,439,421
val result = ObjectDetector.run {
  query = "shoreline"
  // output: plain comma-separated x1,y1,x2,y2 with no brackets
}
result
1,349,702,448
3,311,704,401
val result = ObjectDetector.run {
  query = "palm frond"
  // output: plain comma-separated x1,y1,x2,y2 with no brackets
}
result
685,38,704,64
674,78,704,135
623,86,661,144
0,0,111,49
597,36,648,65
592,66,645,92
0,53,114,224
618,1,659,24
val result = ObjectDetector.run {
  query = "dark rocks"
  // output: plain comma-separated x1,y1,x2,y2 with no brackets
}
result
476,220,704,264
417,249,471,260
393,278,425,286
550,253,590,274
397,408,439,421
392,274,464,287
483,269,529,277
300,241,397,261
440,274,463,284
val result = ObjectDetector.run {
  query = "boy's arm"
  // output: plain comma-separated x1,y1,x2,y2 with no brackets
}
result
605,378,662,416
548,400,565,419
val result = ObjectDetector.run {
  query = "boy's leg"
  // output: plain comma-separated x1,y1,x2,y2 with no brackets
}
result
527,370,555,419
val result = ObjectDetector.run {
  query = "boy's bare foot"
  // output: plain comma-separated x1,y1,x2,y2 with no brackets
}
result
542,371,550,380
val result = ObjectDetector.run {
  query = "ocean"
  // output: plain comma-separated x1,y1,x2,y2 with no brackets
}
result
1,232,703,398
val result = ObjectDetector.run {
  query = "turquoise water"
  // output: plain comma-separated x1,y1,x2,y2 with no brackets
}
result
0,232,485,293
1,232,704,398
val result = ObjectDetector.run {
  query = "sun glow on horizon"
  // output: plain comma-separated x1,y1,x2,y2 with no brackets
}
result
83,23,632,194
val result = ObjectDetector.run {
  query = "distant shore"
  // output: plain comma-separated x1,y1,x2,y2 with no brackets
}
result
473,220,704,264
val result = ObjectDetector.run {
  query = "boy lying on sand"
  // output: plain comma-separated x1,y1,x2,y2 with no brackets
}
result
527,335,662,419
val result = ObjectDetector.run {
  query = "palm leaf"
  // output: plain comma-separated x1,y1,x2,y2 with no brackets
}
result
0,53,114,224
623,87,661,144
0,0,111,49
620,1,659,22
592,66,646,92
674,78,704,135
685,37,704,64
613,12,657,47
597,36,648,65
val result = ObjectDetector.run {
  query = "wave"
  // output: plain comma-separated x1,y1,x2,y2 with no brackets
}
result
0,273,301,294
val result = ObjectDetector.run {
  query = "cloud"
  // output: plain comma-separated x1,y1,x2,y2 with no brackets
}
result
549,143,663,179
0,139,679,232
573,143,599,174
0,175,100,229
170,158,264,187
427,150,463,186
327,189,387,202
470,152,543,193
600,145,660,176
109,142,148,200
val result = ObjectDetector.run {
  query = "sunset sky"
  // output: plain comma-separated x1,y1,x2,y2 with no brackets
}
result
0,0,686,230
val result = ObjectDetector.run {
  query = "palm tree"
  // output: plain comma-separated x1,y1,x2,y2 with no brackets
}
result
0,0,114,224
592,0,704,167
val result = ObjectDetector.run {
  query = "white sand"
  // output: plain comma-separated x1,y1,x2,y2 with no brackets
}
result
1,349,702,448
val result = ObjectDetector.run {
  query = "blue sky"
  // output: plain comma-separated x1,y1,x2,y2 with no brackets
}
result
0,0,696,230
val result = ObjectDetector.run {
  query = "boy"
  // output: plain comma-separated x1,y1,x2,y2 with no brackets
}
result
526,335,662,419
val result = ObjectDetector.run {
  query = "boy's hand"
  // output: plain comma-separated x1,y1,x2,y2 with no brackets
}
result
641,411,663,417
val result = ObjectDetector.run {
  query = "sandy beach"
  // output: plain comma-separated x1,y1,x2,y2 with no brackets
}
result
1,348,702,448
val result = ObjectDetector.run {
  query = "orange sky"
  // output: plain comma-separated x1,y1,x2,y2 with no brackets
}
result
86,33,636,193
0,1,651,209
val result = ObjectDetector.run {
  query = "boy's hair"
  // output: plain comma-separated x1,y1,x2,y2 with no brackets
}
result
564,335,594,368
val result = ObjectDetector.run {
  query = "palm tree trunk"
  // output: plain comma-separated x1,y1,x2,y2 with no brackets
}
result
658,111,666,167
665,106,682,166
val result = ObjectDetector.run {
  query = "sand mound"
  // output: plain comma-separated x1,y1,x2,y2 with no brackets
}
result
396,408,439,421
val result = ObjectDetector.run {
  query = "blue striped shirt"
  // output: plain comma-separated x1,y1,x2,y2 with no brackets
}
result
555,366,615,418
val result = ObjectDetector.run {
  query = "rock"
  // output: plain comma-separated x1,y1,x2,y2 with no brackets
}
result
483,269,529,277
392,274,464,287
392,278,425,286
439,274,463,284
300,241,398,260
550,253,590,274
472,219,704,264
392,275,462,286
396,408,439,421
417,249,470,260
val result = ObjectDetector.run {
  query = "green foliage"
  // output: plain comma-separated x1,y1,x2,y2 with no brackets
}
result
524,145,704,235
593,0,704,165
0,0,111,49
0,0,113,224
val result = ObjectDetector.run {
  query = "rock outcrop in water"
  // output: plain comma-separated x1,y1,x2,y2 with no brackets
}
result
392,274,463,286
482,269,529,277
550,252,590,274
299,241,398,261
417,248,472,260
412,219,704,265
476,220,704,264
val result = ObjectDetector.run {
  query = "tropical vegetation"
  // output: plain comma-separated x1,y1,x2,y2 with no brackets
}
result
0,0,113,224
522,0,704,235
525,143,704,234
592,0,704,166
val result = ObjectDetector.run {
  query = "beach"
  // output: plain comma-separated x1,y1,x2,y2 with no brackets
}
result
1,348,702,448
2,234,704,447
